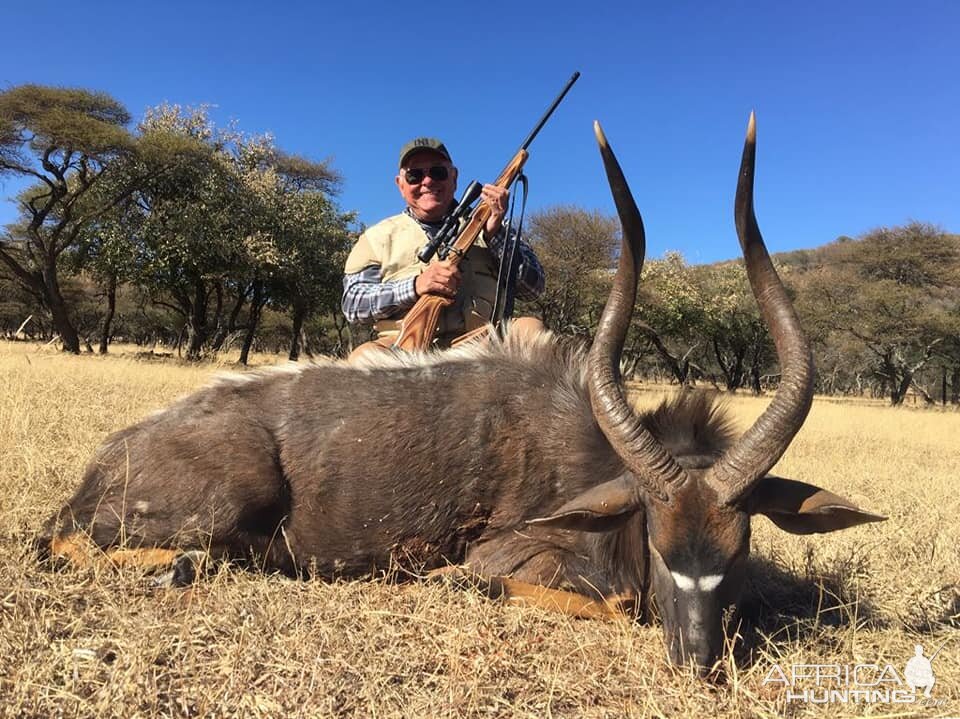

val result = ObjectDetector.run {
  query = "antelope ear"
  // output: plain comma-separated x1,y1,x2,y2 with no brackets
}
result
748,476,887,534
527,475,641,533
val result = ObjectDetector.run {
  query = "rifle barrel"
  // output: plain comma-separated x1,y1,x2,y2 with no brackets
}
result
519,71,580,152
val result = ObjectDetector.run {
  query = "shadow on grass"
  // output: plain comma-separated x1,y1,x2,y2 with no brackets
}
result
900,583,960,633
732,554,886,667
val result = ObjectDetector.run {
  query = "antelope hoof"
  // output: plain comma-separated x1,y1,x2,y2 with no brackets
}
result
152,550,209,588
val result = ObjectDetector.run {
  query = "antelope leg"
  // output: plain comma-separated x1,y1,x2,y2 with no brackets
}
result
48,533,182,572
427,566,635,620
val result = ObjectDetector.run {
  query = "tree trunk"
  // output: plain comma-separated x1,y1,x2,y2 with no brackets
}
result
289,300,307,362
185,324,204,361
299,328,313,359
47,289,81,354
184,281,210,361
747,334,767,395
175,324,186,358
238,281,265,366
730,356,744,391
331,306,351,357
211,284,250,352
206,282,227,351
713,339,745,392
890,371,912,406
639,324,689,385
0,242,81,353
42,260,81,354
98,273,117,354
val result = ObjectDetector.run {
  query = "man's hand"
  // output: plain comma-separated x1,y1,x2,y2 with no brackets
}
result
415,260,461,298
482,184,510,236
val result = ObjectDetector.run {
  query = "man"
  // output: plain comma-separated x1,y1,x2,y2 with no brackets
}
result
342,137,545,359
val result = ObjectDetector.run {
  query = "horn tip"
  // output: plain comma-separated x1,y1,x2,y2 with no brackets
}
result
593,120,608,148
746,112,757,142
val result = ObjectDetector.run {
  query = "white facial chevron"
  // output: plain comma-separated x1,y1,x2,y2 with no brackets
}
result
671,571,725,592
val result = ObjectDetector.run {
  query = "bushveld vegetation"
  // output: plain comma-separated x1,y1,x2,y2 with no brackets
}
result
0,86,353,362
3,85,959,405
525,211,960,406
1,342,957,717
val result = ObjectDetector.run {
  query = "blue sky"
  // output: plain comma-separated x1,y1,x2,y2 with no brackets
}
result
1,1,957,263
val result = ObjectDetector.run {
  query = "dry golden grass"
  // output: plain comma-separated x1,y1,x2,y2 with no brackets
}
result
1,340,958,718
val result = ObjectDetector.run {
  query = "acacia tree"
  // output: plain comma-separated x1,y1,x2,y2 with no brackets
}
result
226,130,347,363
521,205,619,338
90,104,347,361
106,105,263,359
796,223,959,404
634,251,708,385
0,85,138,353
696,261,775,393
67,175,149,352
268,195,354,362
839,282,943,404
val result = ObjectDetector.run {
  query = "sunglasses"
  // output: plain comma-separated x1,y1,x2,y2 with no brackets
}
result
402,165,450,184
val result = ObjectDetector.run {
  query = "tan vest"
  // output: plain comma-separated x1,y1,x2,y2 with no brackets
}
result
344,212,500,343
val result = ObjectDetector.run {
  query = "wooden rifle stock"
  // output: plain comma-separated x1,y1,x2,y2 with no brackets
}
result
392,150,528,352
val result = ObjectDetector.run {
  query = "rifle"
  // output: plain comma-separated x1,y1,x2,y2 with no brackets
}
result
392,71,580,352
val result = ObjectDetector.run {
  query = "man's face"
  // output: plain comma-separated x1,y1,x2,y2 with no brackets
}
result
396,150,457,222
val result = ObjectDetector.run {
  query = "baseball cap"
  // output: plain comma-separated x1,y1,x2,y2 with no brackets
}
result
398,137,452,168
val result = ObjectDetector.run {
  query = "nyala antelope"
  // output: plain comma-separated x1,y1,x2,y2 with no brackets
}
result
38,115,885,674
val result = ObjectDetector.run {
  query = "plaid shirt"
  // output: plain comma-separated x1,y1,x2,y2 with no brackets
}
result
341,209,545,323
